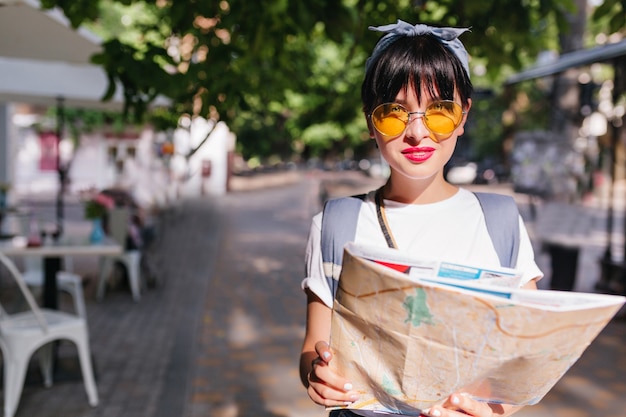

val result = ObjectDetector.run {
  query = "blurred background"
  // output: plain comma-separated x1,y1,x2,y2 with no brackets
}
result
0,1,625,417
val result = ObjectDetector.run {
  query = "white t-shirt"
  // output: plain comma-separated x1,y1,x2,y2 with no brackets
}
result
303,188,543,308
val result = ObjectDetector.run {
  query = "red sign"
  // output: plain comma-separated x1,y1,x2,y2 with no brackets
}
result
39,131,58,171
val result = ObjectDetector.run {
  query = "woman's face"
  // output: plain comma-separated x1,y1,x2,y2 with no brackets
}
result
367,84,470,182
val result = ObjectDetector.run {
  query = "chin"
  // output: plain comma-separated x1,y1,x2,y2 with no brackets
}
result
394,168,441,181
388,160,444,181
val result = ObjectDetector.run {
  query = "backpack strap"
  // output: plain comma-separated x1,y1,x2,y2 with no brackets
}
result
321,195,366,298
473,192,520,268
320,192,521,299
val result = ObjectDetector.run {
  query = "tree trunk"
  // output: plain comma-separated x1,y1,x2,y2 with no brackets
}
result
547,0,588,201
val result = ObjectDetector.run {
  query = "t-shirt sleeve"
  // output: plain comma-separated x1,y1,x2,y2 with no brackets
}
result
516,215,544,286
301,212,334,308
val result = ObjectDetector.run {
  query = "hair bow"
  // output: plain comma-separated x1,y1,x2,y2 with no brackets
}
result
365,20,471,78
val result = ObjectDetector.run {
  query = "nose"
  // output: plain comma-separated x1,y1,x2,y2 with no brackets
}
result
405,111,431,140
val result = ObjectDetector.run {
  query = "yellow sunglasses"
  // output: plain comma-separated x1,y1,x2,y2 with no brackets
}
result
370,101,466,141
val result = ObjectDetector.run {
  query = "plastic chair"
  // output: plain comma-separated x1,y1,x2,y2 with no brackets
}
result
0,252,99,417
21,256,87,319
96,207,141,302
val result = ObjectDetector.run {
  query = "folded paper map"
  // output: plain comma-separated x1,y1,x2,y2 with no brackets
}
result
329,243,625,415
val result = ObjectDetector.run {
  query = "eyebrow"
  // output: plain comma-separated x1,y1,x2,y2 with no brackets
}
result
393,97,444,107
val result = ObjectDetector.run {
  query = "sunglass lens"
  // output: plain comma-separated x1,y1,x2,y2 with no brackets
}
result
372,104,408,136
425,102,463,134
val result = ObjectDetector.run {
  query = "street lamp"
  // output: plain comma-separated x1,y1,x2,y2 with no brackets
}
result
54,96,65,240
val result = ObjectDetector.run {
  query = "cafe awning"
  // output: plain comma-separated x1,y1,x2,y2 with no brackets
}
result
0,0,102,64
0,56,170,110
0,1,170,110
0,56,127,110
505,39,626,85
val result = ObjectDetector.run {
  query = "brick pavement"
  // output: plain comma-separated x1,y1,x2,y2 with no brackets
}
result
178,179,316,417
1,170,625,417
2,174,325,417
2,198,225,417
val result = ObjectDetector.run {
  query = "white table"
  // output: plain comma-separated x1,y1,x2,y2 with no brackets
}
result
0,236,122,309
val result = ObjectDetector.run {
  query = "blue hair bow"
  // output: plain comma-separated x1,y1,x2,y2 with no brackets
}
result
365,20,471,78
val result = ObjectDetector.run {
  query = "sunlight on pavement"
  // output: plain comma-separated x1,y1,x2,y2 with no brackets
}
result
261,362,322,417
228,307,261,348
223,305,320,417
211,402,239,417
251,256,285,275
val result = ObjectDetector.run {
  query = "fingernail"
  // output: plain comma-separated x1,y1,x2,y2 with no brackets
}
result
349,394,359,401
427,408,441,417
451,394,460,405
343,382,353,391
322,351,331,360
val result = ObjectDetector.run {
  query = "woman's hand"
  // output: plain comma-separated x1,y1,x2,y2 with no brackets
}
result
425,393,519,417
306,341,360,407
301,290,359,407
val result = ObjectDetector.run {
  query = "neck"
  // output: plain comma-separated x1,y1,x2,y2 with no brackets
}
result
382,172,458,204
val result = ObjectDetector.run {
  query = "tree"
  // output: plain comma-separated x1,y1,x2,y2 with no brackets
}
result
591,0,625,34
41,0,580,162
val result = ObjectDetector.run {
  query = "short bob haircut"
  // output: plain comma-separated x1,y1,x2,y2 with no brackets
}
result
361,34,473,115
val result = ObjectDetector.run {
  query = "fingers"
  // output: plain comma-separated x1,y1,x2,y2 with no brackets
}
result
426,393,493,417
315,341,332,363
307,379,359,407
307,342,359,407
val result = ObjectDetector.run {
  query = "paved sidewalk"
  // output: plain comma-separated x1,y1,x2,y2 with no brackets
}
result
2,197,226,417
0,170,624,417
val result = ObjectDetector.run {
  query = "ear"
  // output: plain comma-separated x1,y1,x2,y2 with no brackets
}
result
461,98,472,123
457,98,472,136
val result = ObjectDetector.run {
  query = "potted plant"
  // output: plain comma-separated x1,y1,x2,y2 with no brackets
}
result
82,190,115,243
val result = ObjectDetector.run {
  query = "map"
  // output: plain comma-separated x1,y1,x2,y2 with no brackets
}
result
329,243,626,415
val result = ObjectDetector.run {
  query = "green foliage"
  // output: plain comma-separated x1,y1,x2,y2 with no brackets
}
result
592,0,626,35
465,95,506,159
83,192,115,219
41,0,621,164
39,0,100,27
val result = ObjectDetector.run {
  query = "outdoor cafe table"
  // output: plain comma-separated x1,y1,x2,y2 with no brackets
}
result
0,236,122,309
0,235,122,383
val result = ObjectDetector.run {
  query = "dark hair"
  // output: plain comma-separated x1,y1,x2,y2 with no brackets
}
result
361,35,473,114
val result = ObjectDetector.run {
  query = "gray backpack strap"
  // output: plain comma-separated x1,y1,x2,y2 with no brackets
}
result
473,192,520,268
321,195,365,298
321,192,520,297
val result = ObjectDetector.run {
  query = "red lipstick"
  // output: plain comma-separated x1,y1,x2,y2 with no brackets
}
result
401,146,435,163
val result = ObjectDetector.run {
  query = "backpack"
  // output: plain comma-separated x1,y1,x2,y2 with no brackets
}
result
320,192,521,299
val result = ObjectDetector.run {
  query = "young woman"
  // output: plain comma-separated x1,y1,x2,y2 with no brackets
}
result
300,20,543,417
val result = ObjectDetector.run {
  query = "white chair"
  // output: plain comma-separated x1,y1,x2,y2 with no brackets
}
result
21,256,87,319
0,252,99,417
96,207,141,302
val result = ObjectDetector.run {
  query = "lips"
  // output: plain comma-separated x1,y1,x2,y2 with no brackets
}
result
401,147,435,162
